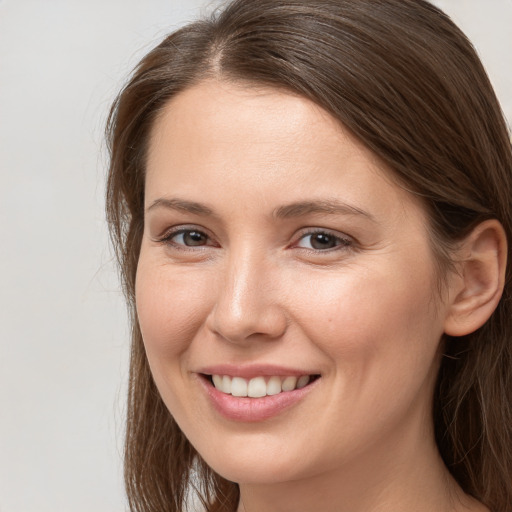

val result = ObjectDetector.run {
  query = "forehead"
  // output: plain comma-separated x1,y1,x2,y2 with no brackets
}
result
145,79,421,224
148,80,346,164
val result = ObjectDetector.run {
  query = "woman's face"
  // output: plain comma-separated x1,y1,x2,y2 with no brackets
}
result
136,80,452,484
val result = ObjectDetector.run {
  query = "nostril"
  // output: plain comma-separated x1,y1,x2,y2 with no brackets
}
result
206,305,288,345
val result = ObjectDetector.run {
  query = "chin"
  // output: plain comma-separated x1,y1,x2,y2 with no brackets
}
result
208,459,302,486
195,437,318,485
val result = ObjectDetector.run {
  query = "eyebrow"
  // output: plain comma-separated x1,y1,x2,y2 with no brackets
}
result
273,200,375,222
146,198,216,217
146,197,375,222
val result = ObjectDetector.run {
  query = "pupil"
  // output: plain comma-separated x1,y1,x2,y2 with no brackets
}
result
185,231,205,246
311,233,335,249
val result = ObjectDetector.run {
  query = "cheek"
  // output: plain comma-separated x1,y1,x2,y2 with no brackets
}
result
134,254,219,425
284,262,444,455
291,258,443,379
135,255,213,363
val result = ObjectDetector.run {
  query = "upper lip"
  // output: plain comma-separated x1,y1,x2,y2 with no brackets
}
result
196,364,320,379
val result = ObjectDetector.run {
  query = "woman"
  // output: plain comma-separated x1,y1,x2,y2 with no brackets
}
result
105,0,512,511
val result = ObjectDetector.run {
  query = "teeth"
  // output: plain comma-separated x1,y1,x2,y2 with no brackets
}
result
231,377,247,397
297,375,310,389
211,374,314,397
212,374,223,389
222,375,232,394
282,376,297,392
248,376,267,398
266,376,282,396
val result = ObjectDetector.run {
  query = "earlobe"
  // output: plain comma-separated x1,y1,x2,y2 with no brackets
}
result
444,219,507,337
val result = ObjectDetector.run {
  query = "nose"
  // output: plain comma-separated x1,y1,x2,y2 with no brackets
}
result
206,249,288,344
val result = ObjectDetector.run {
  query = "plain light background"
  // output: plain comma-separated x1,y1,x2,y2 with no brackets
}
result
0,1,510,511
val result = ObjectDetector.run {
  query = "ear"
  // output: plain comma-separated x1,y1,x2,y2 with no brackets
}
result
444,219,507,337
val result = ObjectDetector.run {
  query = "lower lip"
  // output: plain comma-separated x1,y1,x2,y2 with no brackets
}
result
199,376,319,422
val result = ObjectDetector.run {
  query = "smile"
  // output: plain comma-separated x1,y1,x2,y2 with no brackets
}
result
200,372,320,422
211,374,315,397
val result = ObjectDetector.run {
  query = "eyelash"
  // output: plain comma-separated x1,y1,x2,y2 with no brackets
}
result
156,227,216,250
156,226,353,253
294,229,353,252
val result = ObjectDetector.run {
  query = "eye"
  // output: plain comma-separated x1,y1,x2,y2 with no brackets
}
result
296,231,351,251
161,228,211,247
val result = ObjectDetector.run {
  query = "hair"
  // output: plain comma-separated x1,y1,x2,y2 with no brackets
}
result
105,1,512,511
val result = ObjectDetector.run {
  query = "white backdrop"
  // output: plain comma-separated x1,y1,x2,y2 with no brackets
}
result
0,1,510,511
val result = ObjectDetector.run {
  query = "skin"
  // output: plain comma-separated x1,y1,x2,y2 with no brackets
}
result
136,80,492,512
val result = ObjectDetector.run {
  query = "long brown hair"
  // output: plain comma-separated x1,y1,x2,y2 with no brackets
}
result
105,1,512,510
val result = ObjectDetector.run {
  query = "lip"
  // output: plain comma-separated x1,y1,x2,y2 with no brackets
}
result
196,367,320,422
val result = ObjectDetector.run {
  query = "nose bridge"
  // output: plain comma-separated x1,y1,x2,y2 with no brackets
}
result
208,242,286,343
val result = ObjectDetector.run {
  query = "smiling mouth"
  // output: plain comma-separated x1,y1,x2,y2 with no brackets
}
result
204,374,321,398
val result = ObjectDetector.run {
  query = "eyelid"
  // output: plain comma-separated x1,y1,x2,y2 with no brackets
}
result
291,227,354,251
153,224,354,252
154,224,218,248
